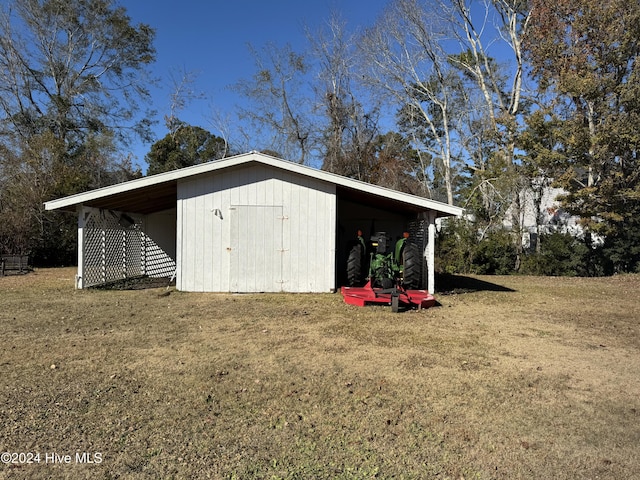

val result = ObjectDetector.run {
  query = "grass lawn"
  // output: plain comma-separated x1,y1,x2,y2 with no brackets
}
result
1,268,639,479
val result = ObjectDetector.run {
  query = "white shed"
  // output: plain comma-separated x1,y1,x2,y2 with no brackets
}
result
44,152,463,293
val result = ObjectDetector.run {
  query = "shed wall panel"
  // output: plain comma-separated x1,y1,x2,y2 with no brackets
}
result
177,164,336,292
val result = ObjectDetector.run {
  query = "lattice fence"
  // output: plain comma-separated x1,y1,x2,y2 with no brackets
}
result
81,209,175,288
144,236,177,279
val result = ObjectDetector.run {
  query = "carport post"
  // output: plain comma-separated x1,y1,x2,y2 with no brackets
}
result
427,211,436,294
76,205,86,289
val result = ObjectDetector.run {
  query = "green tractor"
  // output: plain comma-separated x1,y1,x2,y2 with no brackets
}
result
346,230,421,290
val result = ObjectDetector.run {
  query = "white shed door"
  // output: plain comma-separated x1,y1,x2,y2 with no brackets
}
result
229,205,284,292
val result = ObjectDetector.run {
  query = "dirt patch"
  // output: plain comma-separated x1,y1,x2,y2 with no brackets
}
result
90,275,174,290
1,268,639,479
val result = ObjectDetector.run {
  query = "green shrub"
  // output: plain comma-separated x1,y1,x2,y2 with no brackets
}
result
471,230,517,275
601,220,640,274
435,218,476,274
436,219,517,275
520,232,590,276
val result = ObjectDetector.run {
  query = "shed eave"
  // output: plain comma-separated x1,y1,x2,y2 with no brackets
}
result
44,151,464,217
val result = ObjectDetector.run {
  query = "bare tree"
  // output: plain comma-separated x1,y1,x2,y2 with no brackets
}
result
233,43,314,164
359,0,463,205
447,0,531,158
0,0,155,262
309,12,381,179
447,0,532,266
0,0,156,149
164,67,204,138
206,107,232,160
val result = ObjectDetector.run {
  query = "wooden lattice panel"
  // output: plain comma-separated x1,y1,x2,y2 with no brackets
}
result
82,210,143,287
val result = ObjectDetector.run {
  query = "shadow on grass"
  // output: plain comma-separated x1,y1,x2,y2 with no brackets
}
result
435,273,516,295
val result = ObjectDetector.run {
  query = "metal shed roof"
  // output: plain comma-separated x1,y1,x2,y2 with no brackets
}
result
44,151,464,217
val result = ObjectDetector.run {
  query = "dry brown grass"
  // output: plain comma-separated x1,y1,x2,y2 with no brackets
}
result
1,268,639,479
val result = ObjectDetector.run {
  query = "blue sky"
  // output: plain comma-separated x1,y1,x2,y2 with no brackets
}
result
121,0,391,169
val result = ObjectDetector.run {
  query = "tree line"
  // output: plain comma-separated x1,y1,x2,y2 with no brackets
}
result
1,0,638,275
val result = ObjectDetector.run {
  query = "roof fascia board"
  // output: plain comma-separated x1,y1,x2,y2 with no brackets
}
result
254,154,463,216
44,151,463,216
43,152,257,211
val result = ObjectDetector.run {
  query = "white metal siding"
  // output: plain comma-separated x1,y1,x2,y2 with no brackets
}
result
176,164,336,292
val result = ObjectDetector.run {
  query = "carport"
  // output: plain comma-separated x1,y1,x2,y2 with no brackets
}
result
44,152,463,293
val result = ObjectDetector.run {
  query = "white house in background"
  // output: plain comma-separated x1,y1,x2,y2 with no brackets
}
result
44,152,463,294
504,184,602,249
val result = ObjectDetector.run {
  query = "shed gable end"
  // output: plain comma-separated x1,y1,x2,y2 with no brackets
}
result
176,164,336,292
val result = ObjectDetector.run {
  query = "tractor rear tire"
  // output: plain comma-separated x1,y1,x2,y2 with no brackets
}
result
401,242,421,289
347,243,364,286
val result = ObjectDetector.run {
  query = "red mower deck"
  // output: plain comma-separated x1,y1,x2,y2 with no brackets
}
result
341,281,436,311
